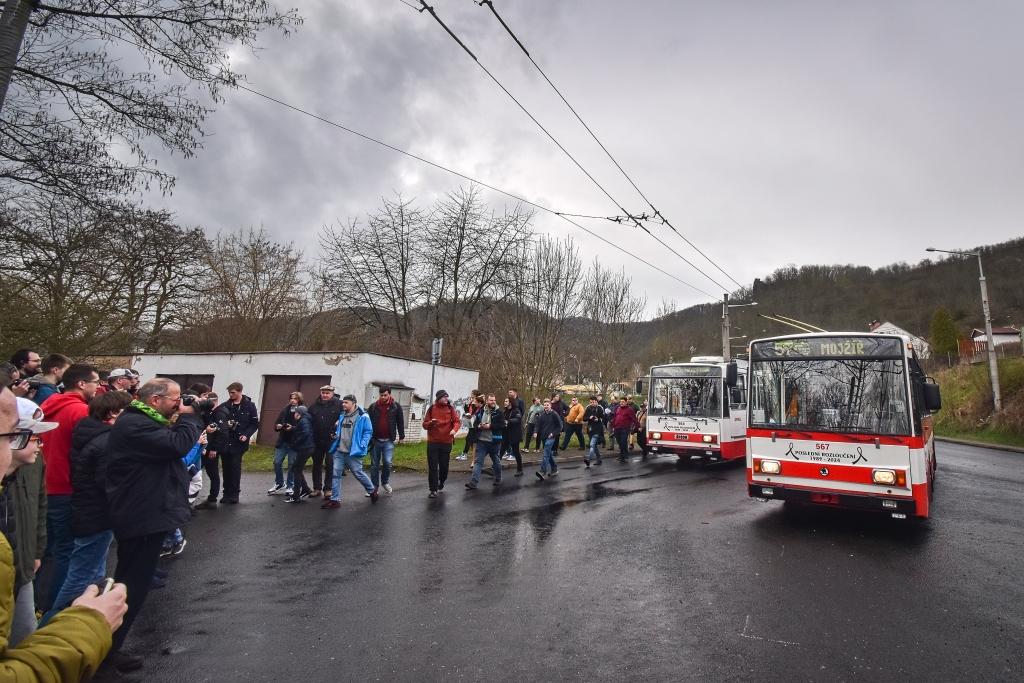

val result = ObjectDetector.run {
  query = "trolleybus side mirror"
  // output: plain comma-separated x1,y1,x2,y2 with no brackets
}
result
635,379,643,395
726,361,738,388
922,382,941,413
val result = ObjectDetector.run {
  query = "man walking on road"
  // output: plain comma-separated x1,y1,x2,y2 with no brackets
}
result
611,396,638,463
584,396,605,467
308,385,342,497
560,397,586,450
465,394,506,490
322,395,378,509
367,386,405,495
422,390,460,497
534,399,563,481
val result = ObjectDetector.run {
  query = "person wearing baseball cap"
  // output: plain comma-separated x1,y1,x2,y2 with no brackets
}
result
2,398,58,644
95,369,133,397
421,390,460,498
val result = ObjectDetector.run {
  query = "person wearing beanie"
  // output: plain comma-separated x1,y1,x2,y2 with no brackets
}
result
421,390,460,497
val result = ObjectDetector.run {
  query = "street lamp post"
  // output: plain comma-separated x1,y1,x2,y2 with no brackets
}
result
927,247,1001,411
722,294,758,361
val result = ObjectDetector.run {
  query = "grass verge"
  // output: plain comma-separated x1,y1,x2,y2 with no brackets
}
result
242,439,470,473
934,427,1024,450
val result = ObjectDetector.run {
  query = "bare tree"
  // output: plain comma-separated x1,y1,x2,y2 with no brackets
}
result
581,261,647,394
0,1,301,203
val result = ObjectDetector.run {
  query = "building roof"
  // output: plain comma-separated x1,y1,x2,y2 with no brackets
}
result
132,350,476,372
972,327,1020,337
866,321,929,345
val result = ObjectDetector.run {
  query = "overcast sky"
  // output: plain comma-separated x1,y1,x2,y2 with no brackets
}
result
146,0,1024,316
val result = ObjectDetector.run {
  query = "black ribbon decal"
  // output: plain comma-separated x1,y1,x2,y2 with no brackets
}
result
785,442,797,459
852,447,866,465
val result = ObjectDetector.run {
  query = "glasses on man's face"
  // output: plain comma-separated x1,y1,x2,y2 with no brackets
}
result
1,430,34,450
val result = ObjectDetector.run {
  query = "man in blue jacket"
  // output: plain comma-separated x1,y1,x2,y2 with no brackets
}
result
322,394,378,509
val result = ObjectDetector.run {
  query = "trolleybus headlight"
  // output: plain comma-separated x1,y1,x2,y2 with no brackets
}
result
872,469,896,485
756,459,781,475
651,432,662,440
702,434,713,443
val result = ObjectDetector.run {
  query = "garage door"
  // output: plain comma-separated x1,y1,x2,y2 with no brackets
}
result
258,375,332,445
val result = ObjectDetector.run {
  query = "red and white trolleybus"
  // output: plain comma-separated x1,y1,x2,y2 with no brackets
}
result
644,356,748,463
746,333,942,519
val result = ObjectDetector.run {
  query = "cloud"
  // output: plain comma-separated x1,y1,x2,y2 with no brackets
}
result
144,0,1024,314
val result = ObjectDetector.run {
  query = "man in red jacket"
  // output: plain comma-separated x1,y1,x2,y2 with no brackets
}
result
37,363,100,613
422,390,460,498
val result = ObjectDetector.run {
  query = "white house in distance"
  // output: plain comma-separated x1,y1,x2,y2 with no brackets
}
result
131,351,478,445
971,326,1021,347
868,321,932,359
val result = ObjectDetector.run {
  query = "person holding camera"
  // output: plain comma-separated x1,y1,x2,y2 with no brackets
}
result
216,382,258,504
103,378,203,671
268,392,303,495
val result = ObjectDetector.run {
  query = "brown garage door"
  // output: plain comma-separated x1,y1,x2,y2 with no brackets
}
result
258,375,332,445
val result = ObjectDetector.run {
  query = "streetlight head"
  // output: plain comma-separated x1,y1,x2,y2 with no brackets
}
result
925,248,936,252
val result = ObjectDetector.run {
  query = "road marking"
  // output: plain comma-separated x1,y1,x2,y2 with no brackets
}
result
740,614,800,647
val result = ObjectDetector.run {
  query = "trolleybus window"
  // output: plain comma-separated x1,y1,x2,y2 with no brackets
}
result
749,358,911,435
650,375,721,417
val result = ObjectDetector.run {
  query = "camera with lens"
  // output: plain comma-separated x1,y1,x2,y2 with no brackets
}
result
181,394,216,411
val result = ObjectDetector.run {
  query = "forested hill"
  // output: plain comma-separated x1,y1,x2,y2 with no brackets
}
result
632,236,1024,366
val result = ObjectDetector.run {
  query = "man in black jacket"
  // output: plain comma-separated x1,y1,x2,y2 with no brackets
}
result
215,382,259,504
465,394,506,490
308,386,342,497
104,378,202,666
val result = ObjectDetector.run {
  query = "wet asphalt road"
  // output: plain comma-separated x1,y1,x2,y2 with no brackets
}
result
129,441,1023,682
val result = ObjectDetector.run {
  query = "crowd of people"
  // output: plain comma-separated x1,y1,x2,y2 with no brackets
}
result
0,346,652,681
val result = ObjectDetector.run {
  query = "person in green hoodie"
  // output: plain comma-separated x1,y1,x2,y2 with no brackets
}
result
0,382,128,680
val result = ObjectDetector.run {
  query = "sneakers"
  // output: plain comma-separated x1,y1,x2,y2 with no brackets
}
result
465,481,478,490
172,538,187,555
159,545,173,558
383,483,393,494
455,453,468,461
321,500,341,509
284,496,298,503
535,471,546,481
195,499,217,510
370,488,380,503
584,459,591,468
549,469,559,477
522,449,530,454
310,489,322,498
220,497,239,504
267,483,284,495
515,470,524,476
299,490,311,500
284,487,294,496
428,491,437,498
364,491,371,497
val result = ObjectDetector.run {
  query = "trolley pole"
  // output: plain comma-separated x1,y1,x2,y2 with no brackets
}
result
429,337,443,403
721,293,731,362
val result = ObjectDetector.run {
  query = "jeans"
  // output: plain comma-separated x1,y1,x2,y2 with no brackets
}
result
426,443,452,493
273,445,295,488
469,440,502,485
370,439,395,487
37,494,74,613
112,532,166,652
541,438,558,474
289,448,313,496
587,434,602,463
9,581,36,646
331,453,375,501
41,530,115,625
560,424,585,449
311,446,333,492
614,429,631,458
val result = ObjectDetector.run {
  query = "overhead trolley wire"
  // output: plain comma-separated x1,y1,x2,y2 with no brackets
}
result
232,82,714,297
476,0,745,291
413,0,728,293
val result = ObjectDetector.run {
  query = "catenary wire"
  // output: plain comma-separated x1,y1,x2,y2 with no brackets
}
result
232,83,714,297
476,0,744,291
414,0,728,293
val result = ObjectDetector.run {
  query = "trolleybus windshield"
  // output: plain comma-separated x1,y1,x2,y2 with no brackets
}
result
748,357,911,435
649,366,721,417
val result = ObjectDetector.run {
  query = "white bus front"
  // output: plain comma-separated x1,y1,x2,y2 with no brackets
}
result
646,361,747,462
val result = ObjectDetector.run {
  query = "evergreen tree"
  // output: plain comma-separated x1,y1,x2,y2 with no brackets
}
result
930,307,960,355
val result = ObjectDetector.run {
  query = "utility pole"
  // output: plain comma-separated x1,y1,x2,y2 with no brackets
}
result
0,0,38,114
927,247,1001,412
429,337,443,405
721,293,731,361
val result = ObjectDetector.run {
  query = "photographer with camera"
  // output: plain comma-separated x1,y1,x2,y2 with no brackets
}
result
30,353,71,406
215,383,258,504
103,378,203,672
267,392,303,496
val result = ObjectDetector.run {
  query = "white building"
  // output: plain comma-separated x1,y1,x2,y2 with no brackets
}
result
868,321,931,359
130,351,478,444
971,326,1021,348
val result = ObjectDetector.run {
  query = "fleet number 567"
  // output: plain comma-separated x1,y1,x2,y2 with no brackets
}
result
815,443,830,450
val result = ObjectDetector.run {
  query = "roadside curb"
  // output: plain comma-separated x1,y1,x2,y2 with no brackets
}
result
935,436,1024,454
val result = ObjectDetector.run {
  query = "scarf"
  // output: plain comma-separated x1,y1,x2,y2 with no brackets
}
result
131,399,169,426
